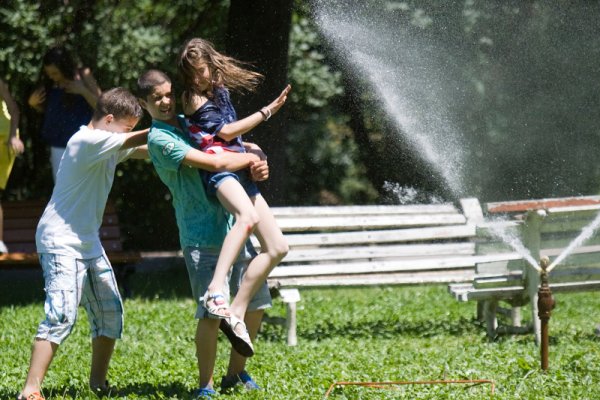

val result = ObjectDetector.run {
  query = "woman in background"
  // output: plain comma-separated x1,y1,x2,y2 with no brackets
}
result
28,46,101,181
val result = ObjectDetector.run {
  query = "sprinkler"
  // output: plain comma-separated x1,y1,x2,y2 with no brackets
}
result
537,256,555,371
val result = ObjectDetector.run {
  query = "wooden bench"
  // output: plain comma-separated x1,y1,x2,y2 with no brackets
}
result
2,199,142,295
262,198,496,345
448,195,600,344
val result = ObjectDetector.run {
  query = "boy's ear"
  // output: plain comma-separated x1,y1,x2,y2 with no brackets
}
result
138,98,147,110
104,114,114,124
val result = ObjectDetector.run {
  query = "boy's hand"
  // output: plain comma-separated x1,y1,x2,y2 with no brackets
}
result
249,160,269,182
263,84,291,118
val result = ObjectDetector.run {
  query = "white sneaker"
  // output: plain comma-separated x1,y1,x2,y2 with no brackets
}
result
0,240,8,254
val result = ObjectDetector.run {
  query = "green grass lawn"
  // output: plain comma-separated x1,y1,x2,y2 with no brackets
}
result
1,266,599,399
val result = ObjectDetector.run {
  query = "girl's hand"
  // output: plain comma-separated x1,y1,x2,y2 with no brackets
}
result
8,136,24,155
63,79,88,95
28,88,46,109
264,84,292,117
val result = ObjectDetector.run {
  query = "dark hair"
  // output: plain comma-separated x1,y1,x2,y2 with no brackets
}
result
41,46,81,107
137,69,171,98
42,46,78,80
92,87,143,121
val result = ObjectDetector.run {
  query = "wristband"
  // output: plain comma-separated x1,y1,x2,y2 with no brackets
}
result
260,107,272,121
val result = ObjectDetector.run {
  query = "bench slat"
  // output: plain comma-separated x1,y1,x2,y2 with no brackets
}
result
281,243,475,263
269,269,475,287
271,204,459,217
253,224,477,249
276,214,467,232
486,195,600,214
270,253,522,278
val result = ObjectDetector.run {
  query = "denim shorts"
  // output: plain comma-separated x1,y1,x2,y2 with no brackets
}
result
183,242,272,319
36,252,124,344
204,169,260,197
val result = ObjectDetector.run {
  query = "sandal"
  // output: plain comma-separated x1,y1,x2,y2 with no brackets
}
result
202,291,230,318
219,315,254,357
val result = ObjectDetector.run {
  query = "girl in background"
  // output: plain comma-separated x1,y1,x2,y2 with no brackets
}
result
28,46,101,181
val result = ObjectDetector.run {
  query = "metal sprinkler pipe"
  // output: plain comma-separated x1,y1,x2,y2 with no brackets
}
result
537,256,555,371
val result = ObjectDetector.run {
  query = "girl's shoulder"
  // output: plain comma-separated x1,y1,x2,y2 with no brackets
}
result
183,92,211,115
213,86,233,107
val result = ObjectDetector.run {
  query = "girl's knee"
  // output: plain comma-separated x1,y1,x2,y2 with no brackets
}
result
237,210,260,231
268,238,289,260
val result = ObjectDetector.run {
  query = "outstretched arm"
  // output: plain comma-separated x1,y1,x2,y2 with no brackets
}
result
217,84,291,141
120,128,150,150
128,145,148,159
63,67,102,109
182,147,261,172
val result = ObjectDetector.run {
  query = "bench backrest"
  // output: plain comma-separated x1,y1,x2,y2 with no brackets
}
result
3,199,126,254
264,199,483,287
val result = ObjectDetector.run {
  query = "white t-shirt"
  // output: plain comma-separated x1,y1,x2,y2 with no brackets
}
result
36,125,135,258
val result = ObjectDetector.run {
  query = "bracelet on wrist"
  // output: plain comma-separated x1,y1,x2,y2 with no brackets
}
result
260,107,272,121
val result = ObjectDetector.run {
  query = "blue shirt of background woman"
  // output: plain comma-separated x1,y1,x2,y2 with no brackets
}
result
41,86,93,148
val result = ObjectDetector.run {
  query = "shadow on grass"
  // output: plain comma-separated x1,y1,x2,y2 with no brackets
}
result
0,260,193,307
2,381,194,400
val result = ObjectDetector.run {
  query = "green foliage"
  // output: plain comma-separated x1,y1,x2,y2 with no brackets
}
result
286,12,377,204
2,268,600,399
0,0,230,250
288,14,343,110
286,113,378,205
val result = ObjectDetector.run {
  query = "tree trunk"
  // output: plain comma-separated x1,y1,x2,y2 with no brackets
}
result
226,0,293,205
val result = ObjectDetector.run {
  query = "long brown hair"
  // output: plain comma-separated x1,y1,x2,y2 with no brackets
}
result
178,38,263,102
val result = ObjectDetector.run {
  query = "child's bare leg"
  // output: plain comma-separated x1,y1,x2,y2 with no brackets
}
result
210,179,259,296
230,195,288,319
21,339,58,396
89,336,116,389
196,318,220,389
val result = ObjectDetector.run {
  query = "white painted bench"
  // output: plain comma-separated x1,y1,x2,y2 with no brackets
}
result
261,198,489,345
448,195,600,344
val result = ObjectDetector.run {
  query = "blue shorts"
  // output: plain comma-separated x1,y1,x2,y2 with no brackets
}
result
204,169,260,197
183,242,272,319
36,252,123,344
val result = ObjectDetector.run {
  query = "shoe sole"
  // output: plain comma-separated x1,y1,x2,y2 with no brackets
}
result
219,319,255,357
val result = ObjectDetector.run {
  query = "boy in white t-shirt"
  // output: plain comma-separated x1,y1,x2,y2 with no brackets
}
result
18,88,148,400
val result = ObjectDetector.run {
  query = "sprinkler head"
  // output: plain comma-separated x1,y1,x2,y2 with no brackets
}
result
539,256,550,271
